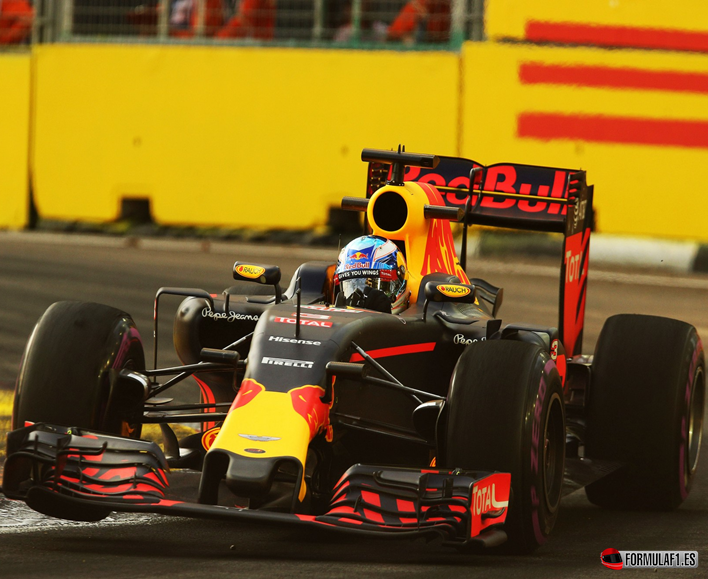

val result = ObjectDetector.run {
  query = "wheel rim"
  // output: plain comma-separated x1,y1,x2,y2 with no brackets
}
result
543,393,565,512
687,366,705,476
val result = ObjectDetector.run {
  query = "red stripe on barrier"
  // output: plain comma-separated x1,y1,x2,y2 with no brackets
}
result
518,113,708,149
525,21,708,53
519,62,708,94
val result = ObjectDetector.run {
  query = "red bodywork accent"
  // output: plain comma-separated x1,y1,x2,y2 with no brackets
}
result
229,379,265,411
363,509,385,523
289,385,333,441
525,20,708,54
98,467,137,481
561,229,590,356
194,375,217,431
201,427,220,451
417,183,470,284
349,342,436,362
519,112,708,150
396,499,415,512
361,490,381,507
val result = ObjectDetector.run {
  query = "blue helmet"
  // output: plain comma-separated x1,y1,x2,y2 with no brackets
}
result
334,235,410,314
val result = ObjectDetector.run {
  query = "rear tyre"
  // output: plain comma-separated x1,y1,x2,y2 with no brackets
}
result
443,340,565,553
12,301,145,437
585,314,705,510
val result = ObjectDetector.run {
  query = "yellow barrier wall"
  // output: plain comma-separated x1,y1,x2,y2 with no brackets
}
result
487,0,708,46
460,42,708,240
0,53,31,229
29,42,708,241
32,45,459,229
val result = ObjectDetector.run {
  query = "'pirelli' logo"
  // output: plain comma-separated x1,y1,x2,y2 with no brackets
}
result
261,356,314,369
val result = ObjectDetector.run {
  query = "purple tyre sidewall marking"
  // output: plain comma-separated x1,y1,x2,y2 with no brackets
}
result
679,339,703,500
530,358,560,546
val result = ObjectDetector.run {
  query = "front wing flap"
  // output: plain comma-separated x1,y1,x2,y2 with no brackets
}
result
3,424,511,547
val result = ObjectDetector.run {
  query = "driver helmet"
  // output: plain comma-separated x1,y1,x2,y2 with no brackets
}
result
334,235,410,314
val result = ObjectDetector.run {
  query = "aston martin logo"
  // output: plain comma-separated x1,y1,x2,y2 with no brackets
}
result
238,433,281,442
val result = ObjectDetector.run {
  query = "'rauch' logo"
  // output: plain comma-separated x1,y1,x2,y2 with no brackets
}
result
235,264,265,279
437,284,471,298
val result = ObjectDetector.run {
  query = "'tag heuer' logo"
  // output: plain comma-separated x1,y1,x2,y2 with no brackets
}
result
235,264,265,279
437,284,471,298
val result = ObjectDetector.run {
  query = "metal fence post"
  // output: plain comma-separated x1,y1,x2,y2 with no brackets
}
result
42,0,56,43
158,0,170,39
313,0,324,41
470,0,485,41
57,0,73,40
450,0,465,49
351,0,361,42
195,0,206,38
31,0,43,44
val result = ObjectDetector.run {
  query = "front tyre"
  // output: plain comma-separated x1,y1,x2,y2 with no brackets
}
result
12,301,146,437
585,314,705,510
443,340,565,553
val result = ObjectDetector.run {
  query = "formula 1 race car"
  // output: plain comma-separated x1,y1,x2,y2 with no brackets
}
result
3,148,705,554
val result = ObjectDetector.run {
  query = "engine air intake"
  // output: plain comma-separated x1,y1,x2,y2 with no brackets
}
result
372,191,407,232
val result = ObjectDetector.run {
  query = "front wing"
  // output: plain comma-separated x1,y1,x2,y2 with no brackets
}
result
3,424,511,548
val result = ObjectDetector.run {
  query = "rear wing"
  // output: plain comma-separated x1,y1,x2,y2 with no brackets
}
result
365,153,593,356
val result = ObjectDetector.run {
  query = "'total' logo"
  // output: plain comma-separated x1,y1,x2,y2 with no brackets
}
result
274,316,332,328
601,548,623,570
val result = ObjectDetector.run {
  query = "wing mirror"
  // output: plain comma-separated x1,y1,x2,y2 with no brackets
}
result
422,281,477,321
233,262,282,303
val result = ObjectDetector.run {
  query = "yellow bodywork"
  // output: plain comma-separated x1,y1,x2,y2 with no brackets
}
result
209,380,329,502
367,182,469,303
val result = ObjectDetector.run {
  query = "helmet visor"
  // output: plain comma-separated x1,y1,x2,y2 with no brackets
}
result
341,276,403,302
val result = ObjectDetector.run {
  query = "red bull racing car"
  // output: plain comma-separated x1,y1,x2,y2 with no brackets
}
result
4,148,705,553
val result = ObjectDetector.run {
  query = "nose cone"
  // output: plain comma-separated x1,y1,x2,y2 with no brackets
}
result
202,379,331,505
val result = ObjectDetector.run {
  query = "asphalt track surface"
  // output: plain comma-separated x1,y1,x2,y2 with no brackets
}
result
1,233,708,578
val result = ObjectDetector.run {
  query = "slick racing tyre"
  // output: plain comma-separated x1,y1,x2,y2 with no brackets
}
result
585,314,705,510
12,301,146,438
443,340,565,553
